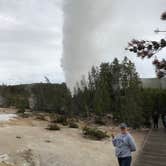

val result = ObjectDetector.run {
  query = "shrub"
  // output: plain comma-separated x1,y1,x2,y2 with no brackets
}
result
35,114,46,121
62,121,68,126
17,109,29,118
69,121,79,128
94,117,106,125
46,123,60,130
56,116,68,126
19,113,29,118
50,114,57,123
82,126,109,140
17,107,25,114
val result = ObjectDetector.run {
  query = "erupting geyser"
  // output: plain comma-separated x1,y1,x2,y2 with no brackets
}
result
62,0,112,90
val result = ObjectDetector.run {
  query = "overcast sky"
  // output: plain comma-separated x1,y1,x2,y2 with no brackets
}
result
0,0,165,85
0,0,63,84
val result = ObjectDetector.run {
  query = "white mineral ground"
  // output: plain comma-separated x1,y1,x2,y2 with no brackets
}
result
0,108,147,166
0,114,17,122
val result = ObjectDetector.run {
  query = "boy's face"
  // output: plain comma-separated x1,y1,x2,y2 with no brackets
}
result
120,128,127,134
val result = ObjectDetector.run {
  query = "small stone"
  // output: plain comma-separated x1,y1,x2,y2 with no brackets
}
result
16,136,22,139
45,140,51,143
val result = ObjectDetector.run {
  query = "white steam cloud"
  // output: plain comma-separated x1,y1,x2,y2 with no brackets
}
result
62,0,166,89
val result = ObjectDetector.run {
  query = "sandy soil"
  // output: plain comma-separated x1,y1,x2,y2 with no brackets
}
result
0,108,147,166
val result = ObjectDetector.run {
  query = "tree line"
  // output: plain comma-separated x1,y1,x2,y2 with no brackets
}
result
0,57,165,128
0,83,72,115
72,57,166,128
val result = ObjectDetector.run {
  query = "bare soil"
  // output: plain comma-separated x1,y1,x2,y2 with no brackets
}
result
0,108,148,166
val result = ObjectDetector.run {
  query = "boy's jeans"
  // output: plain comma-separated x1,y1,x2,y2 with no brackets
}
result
118,157,132,166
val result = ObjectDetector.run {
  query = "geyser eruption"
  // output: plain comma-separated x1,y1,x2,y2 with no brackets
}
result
62,0,166,90
62,0,112,89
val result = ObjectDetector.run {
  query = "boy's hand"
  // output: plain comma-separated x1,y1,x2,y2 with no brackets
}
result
111,133,115,139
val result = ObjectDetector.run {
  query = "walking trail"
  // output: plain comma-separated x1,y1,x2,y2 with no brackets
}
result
134,121,166,166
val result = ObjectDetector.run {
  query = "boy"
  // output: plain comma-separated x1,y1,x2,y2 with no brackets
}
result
112,123,136,166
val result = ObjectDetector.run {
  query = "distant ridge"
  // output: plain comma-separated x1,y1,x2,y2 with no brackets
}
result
0,79,165,90
141,78,166,89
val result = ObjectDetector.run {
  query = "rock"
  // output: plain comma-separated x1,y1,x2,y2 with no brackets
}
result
45,140,51,143
16,136,21,139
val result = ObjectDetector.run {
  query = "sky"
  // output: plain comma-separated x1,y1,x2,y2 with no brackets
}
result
0,0,64,84
0,0,165,86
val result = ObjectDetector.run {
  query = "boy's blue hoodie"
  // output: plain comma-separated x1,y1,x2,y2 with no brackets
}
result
112,133,136,158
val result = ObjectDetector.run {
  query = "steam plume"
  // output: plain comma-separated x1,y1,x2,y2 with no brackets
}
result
62,0,112,89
